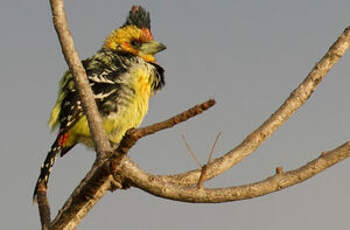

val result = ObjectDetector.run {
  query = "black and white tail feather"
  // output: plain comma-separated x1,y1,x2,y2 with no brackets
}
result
32,134,74,203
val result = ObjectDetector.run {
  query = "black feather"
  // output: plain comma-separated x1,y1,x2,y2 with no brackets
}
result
123,5,151,29
150,62,165,91
33,137,63,202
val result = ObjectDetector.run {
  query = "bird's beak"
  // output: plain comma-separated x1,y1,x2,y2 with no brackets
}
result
140,41,166,55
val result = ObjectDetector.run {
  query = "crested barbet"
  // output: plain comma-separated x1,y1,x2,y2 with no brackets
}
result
33,6,166,202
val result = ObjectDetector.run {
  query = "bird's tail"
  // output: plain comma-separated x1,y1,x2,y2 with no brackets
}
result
33,138,62,203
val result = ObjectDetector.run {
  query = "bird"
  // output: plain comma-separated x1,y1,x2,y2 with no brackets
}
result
33,5,166,202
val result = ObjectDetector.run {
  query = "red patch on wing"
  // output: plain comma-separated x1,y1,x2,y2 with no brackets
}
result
58,133,69,146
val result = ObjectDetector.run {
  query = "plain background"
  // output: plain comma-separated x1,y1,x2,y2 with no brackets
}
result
1,1,349,229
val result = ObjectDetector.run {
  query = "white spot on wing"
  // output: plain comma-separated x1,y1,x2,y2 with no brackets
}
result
89,74,115,84
94,89,117,99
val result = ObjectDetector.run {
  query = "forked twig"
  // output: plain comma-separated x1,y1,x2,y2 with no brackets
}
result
197,132,222,188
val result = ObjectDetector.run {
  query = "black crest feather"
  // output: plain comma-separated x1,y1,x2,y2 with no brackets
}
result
123,5,151,29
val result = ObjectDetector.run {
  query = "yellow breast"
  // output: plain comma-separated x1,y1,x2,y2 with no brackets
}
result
66,63,153,147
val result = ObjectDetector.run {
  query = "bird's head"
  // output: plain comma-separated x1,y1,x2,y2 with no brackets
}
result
103,6,166,63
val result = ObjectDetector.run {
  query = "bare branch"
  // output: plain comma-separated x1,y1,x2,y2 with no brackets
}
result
157,26,350,186
50,24,350,230
44,0,350,227
51,161,112,230
51,100,215,230
110,99,216,174
115,99,216,155
49,0,112,160
122,141,350,202
47,1,113,229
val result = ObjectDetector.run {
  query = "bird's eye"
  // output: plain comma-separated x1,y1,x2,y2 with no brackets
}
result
130,40,141,48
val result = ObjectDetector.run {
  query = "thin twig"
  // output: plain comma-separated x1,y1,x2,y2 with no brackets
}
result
275,166,283,174
197,165,207,189
115,99,216,155
208,132,221,164
197,132,221,188
182,135,202,167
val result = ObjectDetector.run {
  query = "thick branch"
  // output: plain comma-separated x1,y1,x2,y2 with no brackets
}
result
157,26,350,186
50,25,350,230
49,0,112,159
46,1,113,229
45,1,350,228
51,100,215,230
51,161,111,230
122,141,350,202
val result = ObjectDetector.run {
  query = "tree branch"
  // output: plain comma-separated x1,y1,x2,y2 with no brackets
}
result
121,141,350,202
42,0,113,229
50,100,215,230
115,99,215,155
43,0,350,228
49,0,112,160
51,161,111,230
155,26,350,186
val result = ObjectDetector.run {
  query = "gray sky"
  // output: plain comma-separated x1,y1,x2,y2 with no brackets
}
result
1,0,350,229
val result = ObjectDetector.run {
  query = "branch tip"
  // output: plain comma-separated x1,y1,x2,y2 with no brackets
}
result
207,132,221,164
275,166,283,174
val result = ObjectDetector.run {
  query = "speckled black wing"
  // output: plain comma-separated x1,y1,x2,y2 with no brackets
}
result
58,53,131,137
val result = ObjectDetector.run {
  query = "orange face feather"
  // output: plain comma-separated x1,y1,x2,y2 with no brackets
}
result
103,26,156,62
140,28,153,41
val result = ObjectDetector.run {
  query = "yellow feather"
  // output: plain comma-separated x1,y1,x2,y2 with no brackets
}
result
61,64,152,148
104,25,141,51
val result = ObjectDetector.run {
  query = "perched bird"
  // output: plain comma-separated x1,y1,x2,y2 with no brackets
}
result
33,5,166,202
